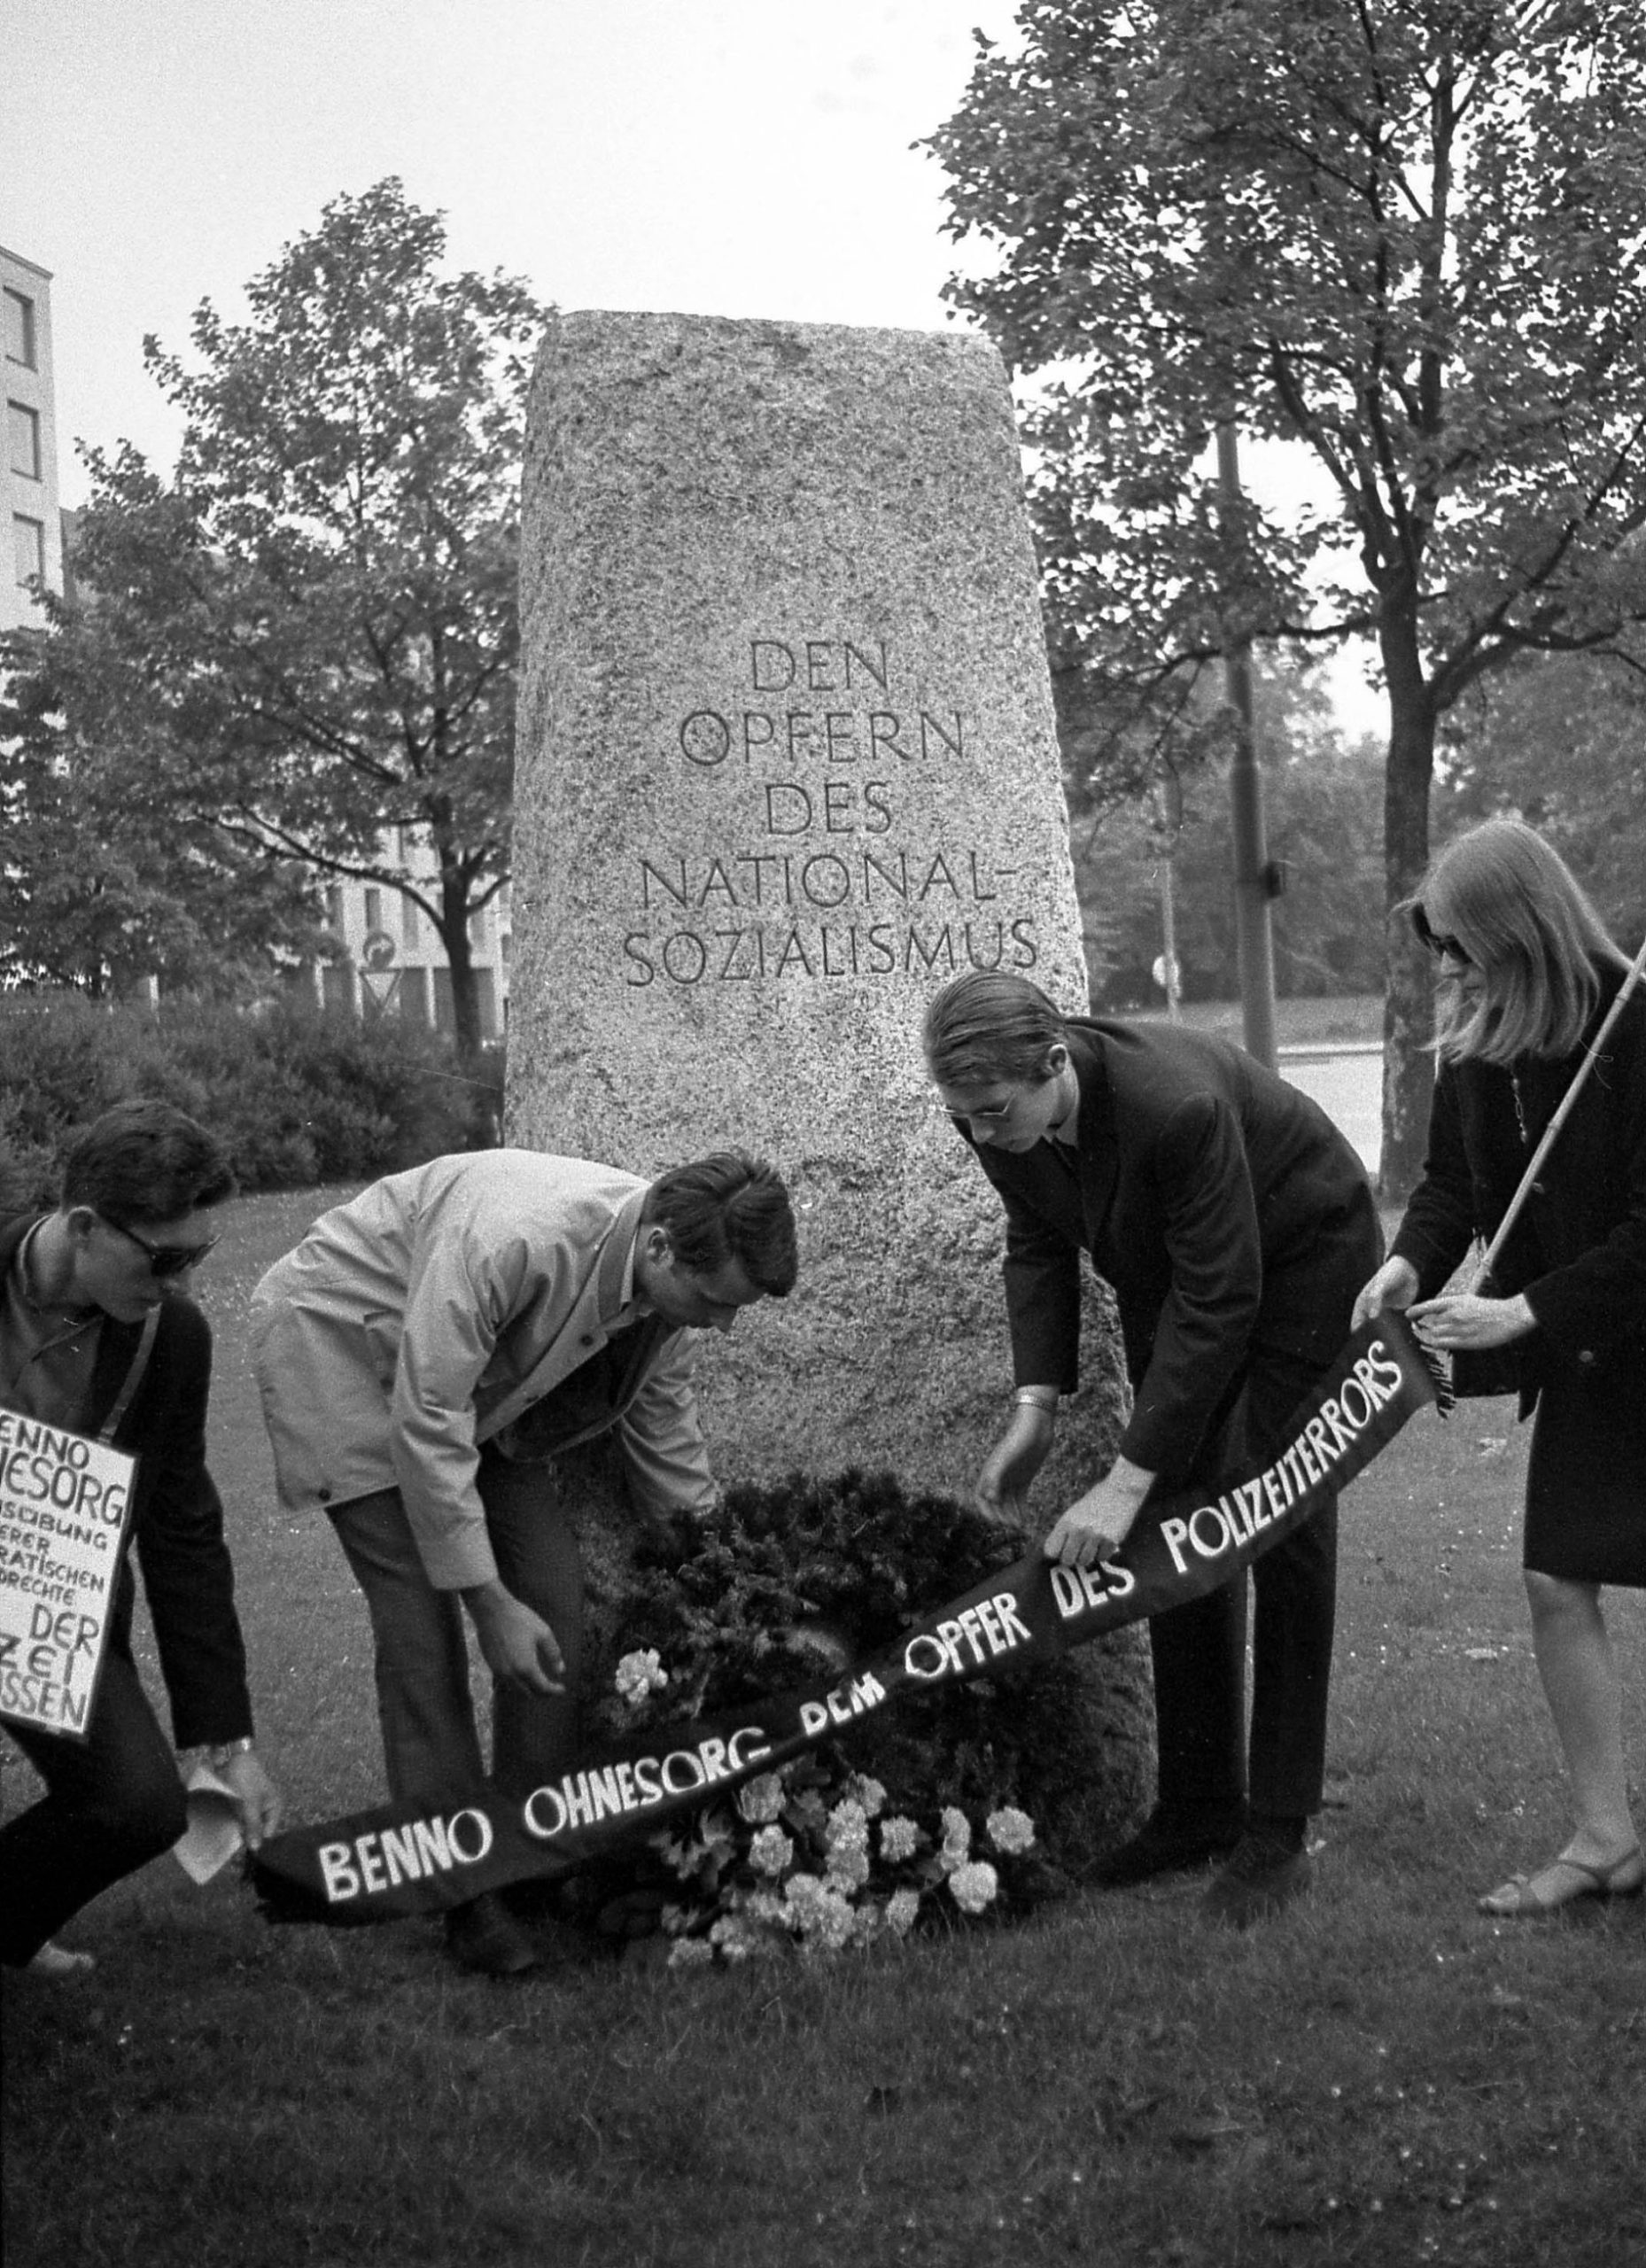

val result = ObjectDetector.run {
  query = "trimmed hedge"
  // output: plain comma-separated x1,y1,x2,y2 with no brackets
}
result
0,990,502,1209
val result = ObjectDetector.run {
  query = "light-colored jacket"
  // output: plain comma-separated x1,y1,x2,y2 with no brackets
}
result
250,1152,716,1590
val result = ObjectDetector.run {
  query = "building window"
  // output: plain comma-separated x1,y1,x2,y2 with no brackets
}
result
324,886,344,928
402,892,420,946
13,513,44,588
364,887,383,931
4,290,35,370
9,401,41,480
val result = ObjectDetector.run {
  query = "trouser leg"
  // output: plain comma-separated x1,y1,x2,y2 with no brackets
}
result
477,1447,583,1798
1243,1348,1341,1822
1247,1497,1337,1819
328,1489,487,1810
1147,1577,1248,1815
1,1649,188,1966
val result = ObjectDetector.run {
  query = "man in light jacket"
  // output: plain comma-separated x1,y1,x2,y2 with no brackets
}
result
252,1147,797,1975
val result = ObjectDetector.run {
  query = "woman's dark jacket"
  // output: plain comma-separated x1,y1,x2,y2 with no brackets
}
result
1390,970,1646,1398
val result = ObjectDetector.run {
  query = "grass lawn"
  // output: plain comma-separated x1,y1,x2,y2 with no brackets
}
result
4,1188,1645,2268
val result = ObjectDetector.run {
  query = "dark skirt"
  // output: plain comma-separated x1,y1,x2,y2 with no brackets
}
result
1523,1370,1646,1588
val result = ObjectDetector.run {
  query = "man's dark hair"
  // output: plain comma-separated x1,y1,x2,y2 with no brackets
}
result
59,1100,237,1227
922,970,1068,1088
643,1152,798,1295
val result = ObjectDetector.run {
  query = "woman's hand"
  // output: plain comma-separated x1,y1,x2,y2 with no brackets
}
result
1407,1291,1535,1348
1350,1255,1420,1332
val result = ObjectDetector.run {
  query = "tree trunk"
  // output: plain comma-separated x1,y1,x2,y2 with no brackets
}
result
439,869,483,1061
1378,630,1438,1205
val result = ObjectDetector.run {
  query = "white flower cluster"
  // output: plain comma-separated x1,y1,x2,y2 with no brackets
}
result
622,1658,1037,1966
735,1772,786,1825
613,1648,669,1707
985,1806,1037,1857
948,1860,999,1915
878,1815,920,1864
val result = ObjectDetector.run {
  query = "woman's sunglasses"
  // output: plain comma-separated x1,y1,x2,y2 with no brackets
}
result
1411,905,1472,965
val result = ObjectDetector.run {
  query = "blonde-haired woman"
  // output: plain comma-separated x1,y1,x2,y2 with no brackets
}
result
1354,818,1646,1915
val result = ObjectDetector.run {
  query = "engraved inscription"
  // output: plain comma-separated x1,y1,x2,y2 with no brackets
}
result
622,637,1043,988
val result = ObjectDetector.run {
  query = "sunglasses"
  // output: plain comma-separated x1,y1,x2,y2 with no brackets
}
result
100,1216,220,1278
1411,905,1472,965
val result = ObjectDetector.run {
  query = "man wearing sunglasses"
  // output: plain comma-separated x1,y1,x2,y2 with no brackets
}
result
1,1101,283,1978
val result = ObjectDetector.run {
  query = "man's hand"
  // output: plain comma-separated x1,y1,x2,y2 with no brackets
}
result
1350,1256,1420,1332
1044,1456,1156,1569
460,1581,567,1695
974,1405,1055,1525
1407,1290,1535,1348
219,1748,285,1851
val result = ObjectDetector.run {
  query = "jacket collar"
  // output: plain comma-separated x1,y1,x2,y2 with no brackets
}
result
0,1210,146,1437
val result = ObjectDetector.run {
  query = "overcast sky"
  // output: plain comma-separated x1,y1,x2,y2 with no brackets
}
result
6,0,1028,497
5,0,1379,726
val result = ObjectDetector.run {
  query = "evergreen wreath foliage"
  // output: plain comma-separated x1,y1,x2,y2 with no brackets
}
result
568,1469,1143,1958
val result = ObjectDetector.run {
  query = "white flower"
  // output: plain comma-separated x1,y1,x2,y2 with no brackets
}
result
940,1806,972,1860
879,1815,920,1863
736,1772,787,1825
825,1844,872,1894
749,1825,794,1878
796,1887,856,1953
949,1860,999,1915
667,1936,715,1969
710,1915,761,1962
614,1648,669,1706
827,1798,870,1852
883,1887,921,1936
985,1806,1037,1856
781,1871,828,1916
845,1774,888,1819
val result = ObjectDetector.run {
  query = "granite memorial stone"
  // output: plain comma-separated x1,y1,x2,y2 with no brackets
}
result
509,313,1149,1853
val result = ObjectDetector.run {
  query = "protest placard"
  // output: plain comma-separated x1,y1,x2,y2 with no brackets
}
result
0,1406,136,1740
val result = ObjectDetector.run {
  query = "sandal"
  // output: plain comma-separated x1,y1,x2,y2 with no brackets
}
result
1479,1845,1646,1917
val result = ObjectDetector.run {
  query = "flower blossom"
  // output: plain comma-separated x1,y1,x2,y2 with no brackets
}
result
736,1772,787,1825
825,1844,872,1894
749,1825,794,1878
667,1936,714,1969
882,1887,921,1936
940,1806,972,1860
949,1860,998,1915
614,1649,669,1706
844,1774,888,1819
827,1798,870,1852
986,1806,1037,1856
879,1815,920,1864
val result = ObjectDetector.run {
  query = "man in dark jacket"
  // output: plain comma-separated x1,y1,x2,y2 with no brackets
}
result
924,971,1380,1925
1,1102,282,1976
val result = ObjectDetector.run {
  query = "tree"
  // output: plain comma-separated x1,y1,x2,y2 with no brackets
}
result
1438,649,1646,949
37,179,547,1054
1066,656,1386,1006
929,0,1646,1192
0,632,321,997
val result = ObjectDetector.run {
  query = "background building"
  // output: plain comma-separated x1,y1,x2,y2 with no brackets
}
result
3,245,63,632
316,829,511,1040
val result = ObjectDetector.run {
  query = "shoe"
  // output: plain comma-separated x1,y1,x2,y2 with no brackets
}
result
25,1941,97,1979
1202,1833,1313,1927
1094,1805,1246,1887
444,1892,542,1977
1478,1845,1645,1918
